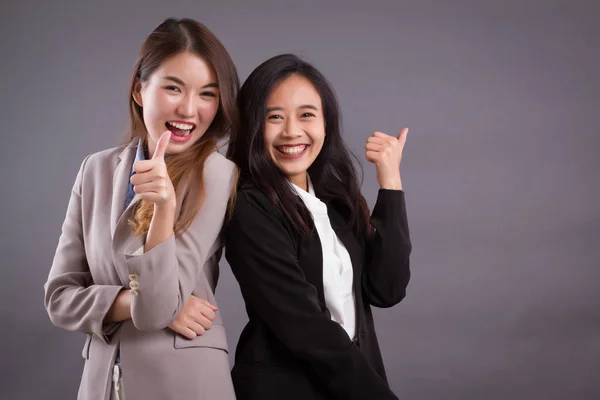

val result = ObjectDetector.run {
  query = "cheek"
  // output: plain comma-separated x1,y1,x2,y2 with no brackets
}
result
317,131,326,146
197,101,219,119
263,125,278,149
263,132,279,162
144,92,173,119
310,126,326,148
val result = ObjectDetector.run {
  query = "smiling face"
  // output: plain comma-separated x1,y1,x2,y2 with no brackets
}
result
263,74,325,191
132,50,220,157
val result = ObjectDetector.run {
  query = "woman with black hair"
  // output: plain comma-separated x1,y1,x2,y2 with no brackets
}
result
225,54,411,400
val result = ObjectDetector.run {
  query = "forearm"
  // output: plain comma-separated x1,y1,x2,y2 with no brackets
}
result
364,189,412,307
45,281,124,343
128,155,234,331
144,202,176,253
104,289,132,323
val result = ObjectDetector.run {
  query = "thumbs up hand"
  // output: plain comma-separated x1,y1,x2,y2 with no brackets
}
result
365,128,408,190
131,131,176,207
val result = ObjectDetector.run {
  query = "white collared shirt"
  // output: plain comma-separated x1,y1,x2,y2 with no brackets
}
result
291,177,356,339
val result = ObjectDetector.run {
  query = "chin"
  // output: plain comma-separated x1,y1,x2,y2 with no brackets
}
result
283,168,308,179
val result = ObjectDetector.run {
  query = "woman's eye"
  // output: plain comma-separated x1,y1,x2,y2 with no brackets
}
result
301,112,315,118
200,91,217,97
268,115,282,120
165,86,181,93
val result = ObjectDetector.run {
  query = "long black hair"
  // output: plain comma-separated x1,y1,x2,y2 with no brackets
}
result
227,54,370,239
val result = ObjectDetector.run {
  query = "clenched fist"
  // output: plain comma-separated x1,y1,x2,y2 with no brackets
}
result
365,128,408,190
168,295,219,339
131,131,176,208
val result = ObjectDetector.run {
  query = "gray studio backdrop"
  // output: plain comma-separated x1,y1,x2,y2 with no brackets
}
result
1,0,599,399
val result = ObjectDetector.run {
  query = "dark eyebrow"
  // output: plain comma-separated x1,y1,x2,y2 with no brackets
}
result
266,104,319,113
163,76,218,89
299,104,319,111
163,76,185,86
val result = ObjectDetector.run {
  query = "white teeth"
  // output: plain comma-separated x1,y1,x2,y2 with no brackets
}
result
167,121,194,130
279,145,307,155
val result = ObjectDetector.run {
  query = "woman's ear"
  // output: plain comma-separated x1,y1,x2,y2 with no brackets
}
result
132,79,144,107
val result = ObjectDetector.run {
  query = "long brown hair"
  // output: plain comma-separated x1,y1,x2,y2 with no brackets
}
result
127,18,239,236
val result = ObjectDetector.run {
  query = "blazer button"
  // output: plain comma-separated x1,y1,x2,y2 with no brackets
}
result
129,280,139,290
128,274,139,281
130,289,139,296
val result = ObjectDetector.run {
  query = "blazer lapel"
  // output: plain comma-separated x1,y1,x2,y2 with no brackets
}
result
324,200,363,279
110,142,138,237
297,229,326,307
325,199,366,336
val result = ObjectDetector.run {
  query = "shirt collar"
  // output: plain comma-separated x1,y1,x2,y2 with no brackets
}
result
290,175,327,215
131,138,146,174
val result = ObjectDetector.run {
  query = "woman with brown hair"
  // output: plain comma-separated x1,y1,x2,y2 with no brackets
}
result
44,18,239,400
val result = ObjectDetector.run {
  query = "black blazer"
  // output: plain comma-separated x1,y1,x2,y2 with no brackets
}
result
224,183,411,400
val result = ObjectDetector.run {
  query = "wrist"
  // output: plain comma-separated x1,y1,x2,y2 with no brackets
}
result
119,290,132,321
378,173,402,190
379,181,403,190
154,199,176,216
106,289,132,323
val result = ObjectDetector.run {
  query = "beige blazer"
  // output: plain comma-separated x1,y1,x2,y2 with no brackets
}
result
44,141,237,400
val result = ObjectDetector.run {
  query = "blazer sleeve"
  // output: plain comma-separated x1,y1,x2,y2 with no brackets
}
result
44,156,124,344
224,189,398,400
124,155,236,331
362,189,412,308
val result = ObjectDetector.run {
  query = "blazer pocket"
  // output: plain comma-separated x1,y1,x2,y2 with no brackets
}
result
81,334,92,359
173,323,228,352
